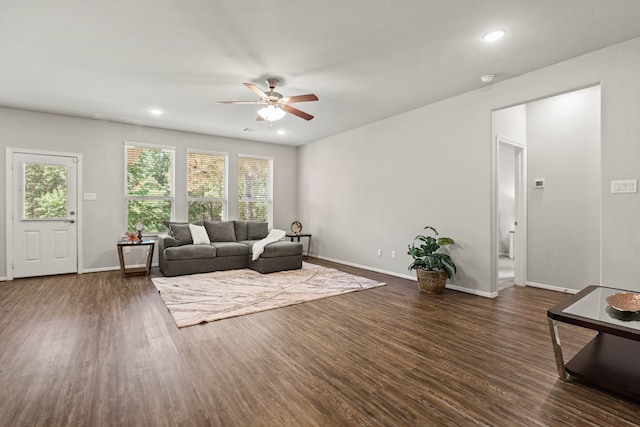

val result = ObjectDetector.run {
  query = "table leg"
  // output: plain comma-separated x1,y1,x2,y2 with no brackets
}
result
548,317,571,381
118,246,126,277
145,243,155,275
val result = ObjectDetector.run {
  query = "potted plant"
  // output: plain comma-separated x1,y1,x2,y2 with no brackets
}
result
407,226,456,294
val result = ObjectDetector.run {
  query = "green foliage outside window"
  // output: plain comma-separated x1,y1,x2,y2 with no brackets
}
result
188,201,224,222
127,200,172,232
23,164,68,219
126,146,173,232
125,148,273,231
237,201,269,222
238,156,272,222
187,152,226,222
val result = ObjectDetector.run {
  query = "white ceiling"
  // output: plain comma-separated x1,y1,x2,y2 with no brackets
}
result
2,0,640,146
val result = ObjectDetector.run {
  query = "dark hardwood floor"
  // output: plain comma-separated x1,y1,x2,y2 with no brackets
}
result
0,259,638,426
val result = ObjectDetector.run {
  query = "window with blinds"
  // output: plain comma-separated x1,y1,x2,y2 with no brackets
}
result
237,155,273,224
125,143,175,233
187,150,227,222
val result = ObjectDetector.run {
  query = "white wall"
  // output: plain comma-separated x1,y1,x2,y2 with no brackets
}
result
298,36,640,294
0,109,298,276
493,105,527,143
526,86,601,290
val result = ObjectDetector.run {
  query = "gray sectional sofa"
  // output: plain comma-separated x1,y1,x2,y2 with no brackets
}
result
157,220,303,276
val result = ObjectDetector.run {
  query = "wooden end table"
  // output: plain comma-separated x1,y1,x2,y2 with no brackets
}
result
547,285,640,401
117,240,155,276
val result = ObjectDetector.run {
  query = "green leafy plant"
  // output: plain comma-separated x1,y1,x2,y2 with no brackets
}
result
407,226,457,278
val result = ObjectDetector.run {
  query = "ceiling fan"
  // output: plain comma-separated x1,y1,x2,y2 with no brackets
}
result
218,78,318,122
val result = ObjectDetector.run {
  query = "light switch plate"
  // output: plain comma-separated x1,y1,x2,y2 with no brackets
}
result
83,192,97,200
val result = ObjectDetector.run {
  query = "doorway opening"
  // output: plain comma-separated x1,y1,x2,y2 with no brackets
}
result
497,138,526,291
491,84,601,295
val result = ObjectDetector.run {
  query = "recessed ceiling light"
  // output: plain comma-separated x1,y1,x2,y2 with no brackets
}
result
149,108,163,116
276,130,286,135
483,29,506,42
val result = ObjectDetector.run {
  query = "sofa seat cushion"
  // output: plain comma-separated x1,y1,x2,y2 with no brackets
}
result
210,242,249,257
241,240,302,258
163,244,216,261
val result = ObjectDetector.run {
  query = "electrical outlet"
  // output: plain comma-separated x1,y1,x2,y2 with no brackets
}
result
377,249,382,256
391,250,396,259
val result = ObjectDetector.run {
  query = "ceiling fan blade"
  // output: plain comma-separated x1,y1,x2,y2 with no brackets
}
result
217,100,262,104
281,104,314,121
281,94,318,103
243,83,268,99
256,115,265,121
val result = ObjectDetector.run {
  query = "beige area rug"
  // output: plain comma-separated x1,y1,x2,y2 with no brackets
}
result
151,262,386,328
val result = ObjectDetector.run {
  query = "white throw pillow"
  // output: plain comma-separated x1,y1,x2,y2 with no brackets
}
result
188,224,211,245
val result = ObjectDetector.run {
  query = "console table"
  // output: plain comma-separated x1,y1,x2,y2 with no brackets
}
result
547,285,640,401
117,240,155,276
286,233,312,258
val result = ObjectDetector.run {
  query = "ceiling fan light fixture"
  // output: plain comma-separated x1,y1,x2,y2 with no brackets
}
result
483,28,506,42
257,105,286,121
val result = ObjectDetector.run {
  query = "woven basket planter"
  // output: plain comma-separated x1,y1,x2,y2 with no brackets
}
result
416,269,448,294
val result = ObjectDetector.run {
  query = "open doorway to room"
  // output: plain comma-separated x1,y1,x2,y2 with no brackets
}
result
492,85,601,295
497,138,526,290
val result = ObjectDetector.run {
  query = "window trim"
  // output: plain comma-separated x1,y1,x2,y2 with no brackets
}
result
123,141,176,233
186,148,229,221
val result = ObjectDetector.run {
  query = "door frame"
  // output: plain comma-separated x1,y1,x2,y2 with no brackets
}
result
5,147,83,280
491,136,527,293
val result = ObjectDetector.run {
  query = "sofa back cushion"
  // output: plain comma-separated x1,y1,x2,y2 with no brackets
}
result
233,220,248,241
248,221,269,240
233,220,269,240
204,220,236,242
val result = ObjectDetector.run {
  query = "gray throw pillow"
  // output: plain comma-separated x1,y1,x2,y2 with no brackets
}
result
247,221,269,240
204,220,237,242
168,223,193,246
233,221,248,241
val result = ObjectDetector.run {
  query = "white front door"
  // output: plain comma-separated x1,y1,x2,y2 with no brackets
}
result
11,152,78,278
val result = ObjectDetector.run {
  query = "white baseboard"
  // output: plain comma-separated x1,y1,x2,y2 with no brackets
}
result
81,266,121,274
313,255,415,280
525,281,579,294
0,263,160,280
446,284,498,298
81,262,159,274
313,255,498,298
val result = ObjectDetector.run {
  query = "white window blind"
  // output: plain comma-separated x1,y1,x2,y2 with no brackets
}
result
187,150,227,221
237,155,273,224
125,143,175,233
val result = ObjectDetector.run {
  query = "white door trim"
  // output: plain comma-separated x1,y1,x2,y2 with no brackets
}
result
5,147,83,280
491,136,527,293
